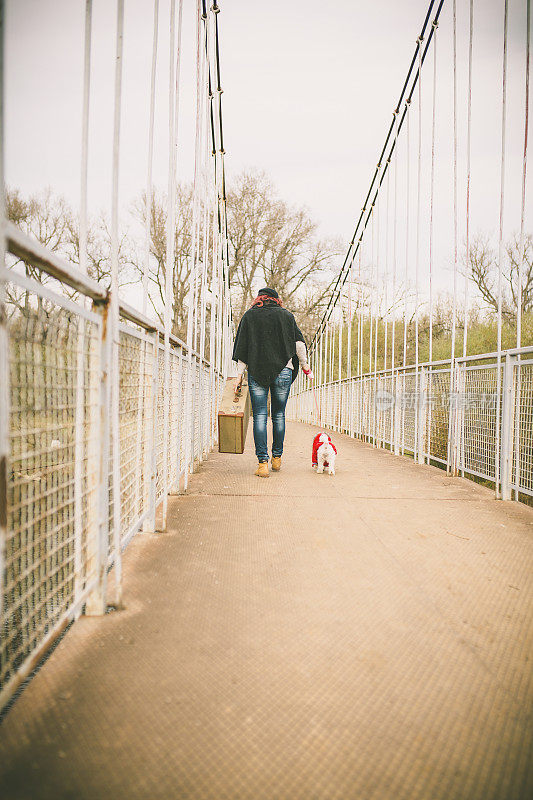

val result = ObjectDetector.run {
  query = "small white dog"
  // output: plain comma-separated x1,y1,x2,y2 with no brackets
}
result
313,432,337,476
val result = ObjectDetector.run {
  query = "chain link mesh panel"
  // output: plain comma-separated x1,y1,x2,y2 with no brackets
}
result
2,290,100,690
1,283,223,701
155,347,165,502
167,349,181,491
426,368,451,464
119,328,155,544
459,365,500,481
399,371,418,455
512,362,533,496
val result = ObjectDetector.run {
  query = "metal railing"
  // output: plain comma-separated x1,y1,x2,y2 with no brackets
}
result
0,229,227,711
287,346,533,503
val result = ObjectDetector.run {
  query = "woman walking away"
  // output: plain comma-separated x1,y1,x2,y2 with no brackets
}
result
232,287,313,477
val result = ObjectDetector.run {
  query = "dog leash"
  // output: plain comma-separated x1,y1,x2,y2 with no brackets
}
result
310,379,322,428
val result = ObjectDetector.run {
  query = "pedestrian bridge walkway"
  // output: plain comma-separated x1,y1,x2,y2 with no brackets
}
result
1,421,531,800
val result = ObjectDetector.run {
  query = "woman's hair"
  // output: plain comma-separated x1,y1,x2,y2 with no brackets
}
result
257,287,279,299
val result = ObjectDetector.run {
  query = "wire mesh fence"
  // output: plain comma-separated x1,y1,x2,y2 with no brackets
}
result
0,269,226,709
512,361,533,499
288,349,533,502
425,367,451,465
1,281,101,693
457,365,500,482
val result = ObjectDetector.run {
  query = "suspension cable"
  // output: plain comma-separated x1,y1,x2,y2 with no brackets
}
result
383,160,390,372
390,110,398,448
358,240,364,378
463,0,474,358
338,305,344,381
79,0,92,277
188,1,202,466
347,236,353,380
74,0,93,613
369,206,375,380
109,0,125,601
391,110,398,374
415,38,422,371
325,321,329,385
212,1,232,375
403,103,410,369
373,190,380,446
427,19,438,463
162,0,182,525
447,0,459,476
495,0,509,498
429,21,438,363
313,0,445,347
514,0,531,499
450,0,458,369
516,0,530,353
143,0,159,316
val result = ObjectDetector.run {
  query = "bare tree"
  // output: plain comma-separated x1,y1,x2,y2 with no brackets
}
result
226,170,342,331
131,184,194,339
7,188,73,282
6,186,131,295
133,171,343,343
465,232,533,320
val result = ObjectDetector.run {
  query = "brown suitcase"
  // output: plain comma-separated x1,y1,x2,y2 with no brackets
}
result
218,377,251,454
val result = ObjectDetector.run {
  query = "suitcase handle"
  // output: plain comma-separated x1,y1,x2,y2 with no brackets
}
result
233,375,244,401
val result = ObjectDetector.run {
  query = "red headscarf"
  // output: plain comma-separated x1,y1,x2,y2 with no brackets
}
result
250,294,283,308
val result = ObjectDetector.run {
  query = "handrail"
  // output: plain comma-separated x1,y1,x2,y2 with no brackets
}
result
5,221,108,302
298,346,533,389
4,223,216,371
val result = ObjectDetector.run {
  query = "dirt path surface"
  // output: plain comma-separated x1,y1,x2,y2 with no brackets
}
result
1,421,532,800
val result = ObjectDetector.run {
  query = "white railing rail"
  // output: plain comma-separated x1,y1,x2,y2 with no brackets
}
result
288,346,533,503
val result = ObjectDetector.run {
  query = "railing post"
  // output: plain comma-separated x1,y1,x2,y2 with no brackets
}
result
360,379,365,440
73,318,86,618
176,345,185,492
143,329,158,531
500,353,515,501
417,366,427,464
450,361,463,477
169,348,180,494
85,300,111,616
393,371,401,455
513,355,522,501
447,361,459,476
457,364,466,477
349,379,354,438
426,365,433,465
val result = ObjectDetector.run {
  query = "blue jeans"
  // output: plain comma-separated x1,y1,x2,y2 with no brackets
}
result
248,367,292,462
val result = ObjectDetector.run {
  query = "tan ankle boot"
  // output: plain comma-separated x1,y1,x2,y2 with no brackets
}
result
271,457,282,471
254,462,269,478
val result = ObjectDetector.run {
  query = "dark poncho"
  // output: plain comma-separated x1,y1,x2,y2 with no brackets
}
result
232,304,306,388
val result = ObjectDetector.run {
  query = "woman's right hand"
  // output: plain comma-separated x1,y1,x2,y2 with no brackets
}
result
303,368,314,381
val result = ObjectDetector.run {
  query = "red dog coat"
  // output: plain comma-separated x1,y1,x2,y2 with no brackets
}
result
312,433,337,467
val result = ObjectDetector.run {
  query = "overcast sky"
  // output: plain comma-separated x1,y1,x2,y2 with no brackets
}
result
5,0,531,308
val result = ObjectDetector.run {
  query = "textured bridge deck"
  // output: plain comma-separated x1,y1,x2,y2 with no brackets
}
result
1,421,532,800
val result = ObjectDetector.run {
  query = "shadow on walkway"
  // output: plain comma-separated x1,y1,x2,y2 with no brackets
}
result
1,422,532,799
